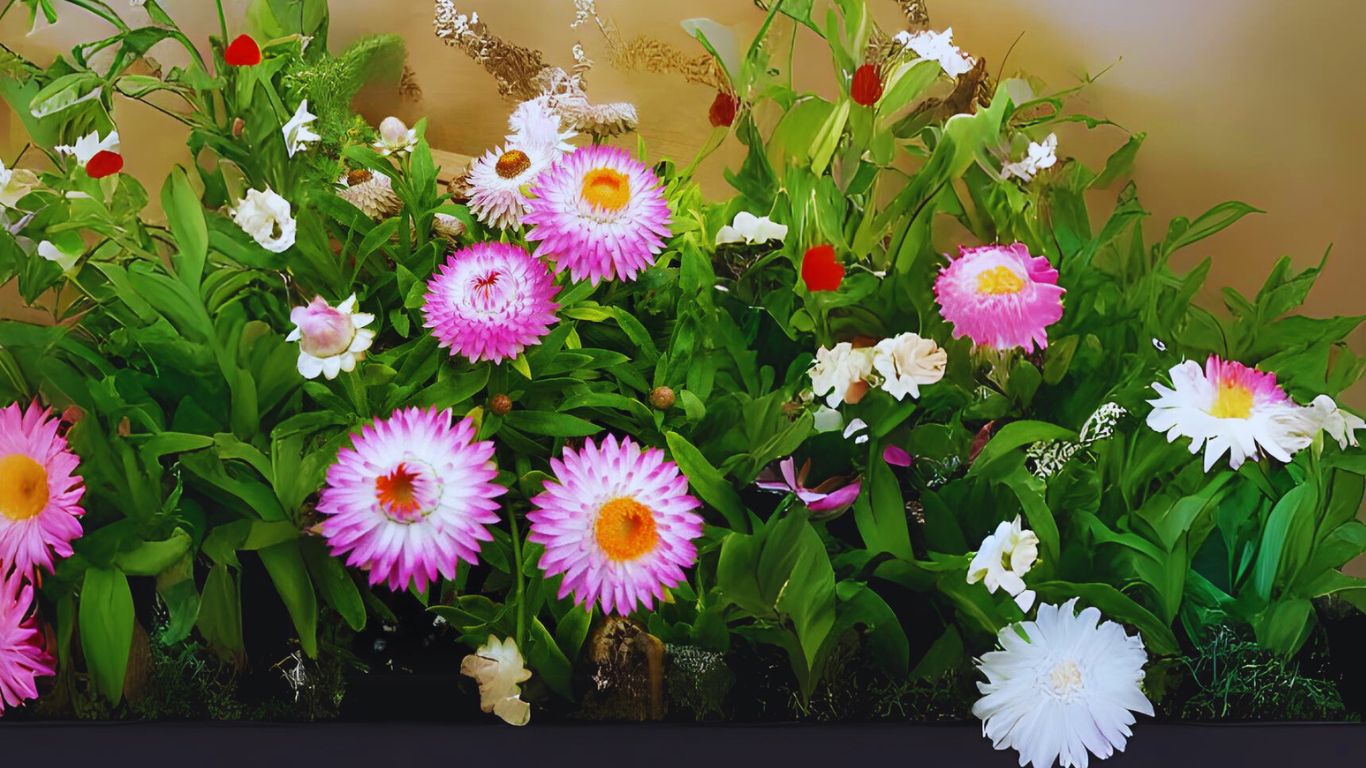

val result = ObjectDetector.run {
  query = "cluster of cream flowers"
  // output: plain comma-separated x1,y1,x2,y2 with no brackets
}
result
808,332,947,409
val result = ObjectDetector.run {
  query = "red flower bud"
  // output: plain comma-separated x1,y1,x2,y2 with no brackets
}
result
85,150,123,179
851,63,884,107
801,244,845,292
708,91,740,128
224,34,262,67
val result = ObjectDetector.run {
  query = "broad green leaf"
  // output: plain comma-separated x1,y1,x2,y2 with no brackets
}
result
79,567,135,704
259,540,319,658
665,431,747,531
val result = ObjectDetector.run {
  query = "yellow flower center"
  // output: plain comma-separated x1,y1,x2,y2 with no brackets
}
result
594,497,658,562
495,149,532,180
581,168,631,212
0,453,49,522
1210,381,1254,419
976,265,1026,295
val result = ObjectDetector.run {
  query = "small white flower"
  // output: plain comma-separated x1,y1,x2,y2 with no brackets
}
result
974,600,1154,768
895,27,976,78
374,116,418,156
716,211,788,246
281,100,320,157
508,97,576,156
0,161,39,209
466,141,554,230
460,635,532,726
232,187,296,253
55,130,119,166
1299,394,1365,450
285,294,375,380
871,332,947,401
336,169,401,219
967,516,1040,612
1003,133,1059,182
808,343,873,409
38,240,81,273
842,417,870,445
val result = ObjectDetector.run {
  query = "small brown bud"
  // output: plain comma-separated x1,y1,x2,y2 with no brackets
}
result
346,168,374,186
61,405,84,425
231,117,245,137
489,393,513,416
649,386,675,410
117,416,131,437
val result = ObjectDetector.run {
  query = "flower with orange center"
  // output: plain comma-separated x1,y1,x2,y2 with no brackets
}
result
528,435,702,615
1147,355,1313,472
525,145,672,285
0,402,84,580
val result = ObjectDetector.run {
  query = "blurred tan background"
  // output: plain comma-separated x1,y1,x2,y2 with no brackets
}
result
2,1,1364,572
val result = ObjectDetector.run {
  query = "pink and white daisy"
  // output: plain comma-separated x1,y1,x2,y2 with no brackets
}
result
422,242,559,364
286,294,376,380
0,402,84,581
0,576,54,715
934,243,1064,352
524,145,672,285
527,435,703,616
1146,356,1311,471
317,407,505,592
466,142,555,230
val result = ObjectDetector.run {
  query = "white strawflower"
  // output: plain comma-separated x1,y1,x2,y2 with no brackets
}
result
285,294,376,380
716,211,788,246
374,116,418,156
967,516,1039,612
508,97,575,156
1146,356,1310,471
336,169,402,219
55,130,119,165
0,161,39,209
1003,134,1059,182
460,635,532,726
232,188,296,253
281,100,320,157
1300,394,1365,450
973,600,1154,768
466,142,553,230
895,27,976,78
808,343,873,409
871,332,947,400
38,240,81,273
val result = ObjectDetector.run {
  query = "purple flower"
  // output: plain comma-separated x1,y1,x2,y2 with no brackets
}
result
756,457,862,518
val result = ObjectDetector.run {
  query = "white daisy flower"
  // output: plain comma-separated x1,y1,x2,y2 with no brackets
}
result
974,599,1154,768
466,141,554,230
508,97,576,156
1146,355,1311,471
232,187,296,253
336,169,402,219
55,130,119,165
1299,394,1365,450
715,211,788,246
460,636,532,726
871,332,947,401
967,516,1040,612
285,294,376,380
1003,133,1059,182
894,27,976,78
808,342,874,409
374,116,418,156
281,100,320,157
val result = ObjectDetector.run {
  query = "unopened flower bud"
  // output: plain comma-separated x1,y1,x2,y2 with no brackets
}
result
489,393,513,416
231,117,245,138
649,386,675,410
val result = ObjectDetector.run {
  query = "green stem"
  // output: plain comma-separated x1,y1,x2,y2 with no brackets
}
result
507,505,527,648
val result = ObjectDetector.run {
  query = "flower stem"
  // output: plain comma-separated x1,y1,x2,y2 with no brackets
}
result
507,505,527,648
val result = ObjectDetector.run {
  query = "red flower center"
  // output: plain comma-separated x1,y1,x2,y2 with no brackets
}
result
851,63,884,107
375,463,424,519
85,151,123,179
708,91,740,128
801,244,845,292
225,34,262,67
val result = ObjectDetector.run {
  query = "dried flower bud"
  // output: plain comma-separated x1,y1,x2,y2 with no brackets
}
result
60,405,84,426
708,91,739,128
490,393,513,416
346,168,374,186
649,386,675,410
117,416,131,437
231,117,246,137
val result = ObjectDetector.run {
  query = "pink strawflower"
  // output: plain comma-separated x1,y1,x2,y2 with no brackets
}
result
934,243,1064,352
0,402,84,581
527,435,703,616
523,145,672,285
423,242,560,364
0,576,53,715
756,456,862,518
317,407,506,592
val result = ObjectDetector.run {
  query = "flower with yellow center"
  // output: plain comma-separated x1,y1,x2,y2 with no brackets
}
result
0,402,85,580
934,243,1064,352
528,435,703,616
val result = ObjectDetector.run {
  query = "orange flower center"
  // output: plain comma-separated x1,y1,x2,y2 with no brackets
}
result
1210,381,1254,419
976,265,1025,295
581,168,631,212
594,497,658,562
0,453,49,522
376,463,423,518
495,149,532,180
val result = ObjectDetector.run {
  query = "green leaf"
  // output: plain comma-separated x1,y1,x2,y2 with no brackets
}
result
302,538,366,632
776,525,837,671
968,421,1077,477
1033,581,1179,656
161,167,208,289
665,431,747,531
1251,483,1318,602
526,617,573,699
259,540,319,658
504,410,602,437
196,563,243,660
112,528,193,576
79,567,135,704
